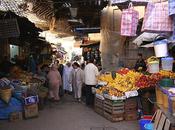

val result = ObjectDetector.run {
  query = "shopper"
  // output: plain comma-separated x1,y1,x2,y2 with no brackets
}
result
28,54,37,74
72,62,84,102
63,62,73,93
134,53,147,72
47,63,62,102
56,60,64,97
84,60,99,106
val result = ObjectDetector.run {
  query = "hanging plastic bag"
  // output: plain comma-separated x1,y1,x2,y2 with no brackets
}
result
168,0,175,16
120,2,139,36
142,2,173,32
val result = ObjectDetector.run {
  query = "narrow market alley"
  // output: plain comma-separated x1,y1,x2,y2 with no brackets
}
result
0,95,139,130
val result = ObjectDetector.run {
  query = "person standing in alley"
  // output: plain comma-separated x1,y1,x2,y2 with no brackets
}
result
72,62,84,102
84,60,99,106
47,63,62,102
63,62,73,94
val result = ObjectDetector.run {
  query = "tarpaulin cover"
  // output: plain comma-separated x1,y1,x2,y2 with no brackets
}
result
100,6,126,71
0,98,23,119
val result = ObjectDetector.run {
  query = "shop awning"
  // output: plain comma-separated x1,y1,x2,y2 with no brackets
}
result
133,32,171,47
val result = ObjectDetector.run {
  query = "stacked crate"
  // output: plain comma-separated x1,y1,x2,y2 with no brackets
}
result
94,97,104,116
124,98,138,121
103,99,124,122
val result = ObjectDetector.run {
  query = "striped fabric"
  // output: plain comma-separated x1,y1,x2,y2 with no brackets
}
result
169,0,175,16
142,2,173,32
121,8,139,36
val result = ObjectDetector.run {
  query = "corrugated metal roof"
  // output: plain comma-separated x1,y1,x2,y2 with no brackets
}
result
0,0,25,16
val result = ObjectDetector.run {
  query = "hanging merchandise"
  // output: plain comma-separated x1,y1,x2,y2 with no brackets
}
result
120,3,139,36
154,39,168,58
142,2,173,32
168,0,175,16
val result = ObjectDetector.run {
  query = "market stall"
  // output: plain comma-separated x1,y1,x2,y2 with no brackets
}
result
0,68,48,121
93,0,175,129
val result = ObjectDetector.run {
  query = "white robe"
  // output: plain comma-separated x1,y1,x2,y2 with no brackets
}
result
63,65,73,92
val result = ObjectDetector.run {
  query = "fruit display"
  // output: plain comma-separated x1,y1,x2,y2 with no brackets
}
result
116,68,130,75
96,86,124,97
135,73,162,88
97,68,166,97
159,70,175,79
97,69,142,95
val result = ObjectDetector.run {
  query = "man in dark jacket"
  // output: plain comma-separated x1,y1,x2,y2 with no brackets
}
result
134,53,147,72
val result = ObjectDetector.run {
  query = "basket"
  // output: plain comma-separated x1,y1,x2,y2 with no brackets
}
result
169,97,175,114
159,78,174,87
155,87,163,105
0,87,12,103
9,112,23,122
24,104,38,119
162,90,168,108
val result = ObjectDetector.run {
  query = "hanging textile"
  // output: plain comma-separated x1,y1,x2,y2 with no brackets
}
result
142,2,173,32
120,3,139,36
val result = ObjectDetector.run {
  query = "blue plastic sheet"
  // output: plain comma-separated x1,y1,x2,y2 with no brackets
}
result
0,98,23,119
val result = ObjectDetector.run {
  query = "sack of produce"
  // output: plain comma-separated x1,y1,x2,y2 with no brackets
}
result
142,2,173,32
120,2,139,36
0,87,12,103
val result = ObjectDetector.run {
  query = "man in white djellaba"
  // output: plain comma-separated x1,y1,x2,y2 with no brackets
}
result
63,62,73,93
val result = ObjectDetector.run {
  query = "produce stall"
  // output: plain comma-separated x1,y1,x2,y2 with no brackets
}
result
94,67,175,122
0,70,48,121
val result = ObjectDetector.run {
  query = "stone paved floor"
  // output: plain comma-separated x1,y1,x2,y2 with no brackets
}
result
0,95,139,130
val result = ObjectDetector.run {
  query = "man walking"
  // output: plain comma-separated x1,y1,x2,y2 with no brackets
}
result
84,60,99,107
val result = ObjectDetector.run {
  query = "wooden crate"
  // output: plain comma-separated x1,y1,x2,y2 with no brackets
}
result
95,97,104,109
124,111,138,121
104,111,124,122
125,107,137,113
24,104,38,119
94,106,104,116
9,112,23,122
104,99,124,114
104,99,124,107
125,98,137,109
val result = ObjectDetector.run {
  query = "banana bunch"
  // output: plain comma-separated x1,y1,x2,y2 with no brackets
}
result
96,86,124,96
98,73,114,83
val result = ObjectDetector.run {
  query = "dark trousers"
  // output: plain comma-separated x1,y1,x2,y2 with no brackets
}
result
85,85,95,106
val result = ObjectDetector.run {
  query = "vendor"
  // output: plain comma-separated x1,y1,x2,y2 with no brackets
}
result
134,53,147,72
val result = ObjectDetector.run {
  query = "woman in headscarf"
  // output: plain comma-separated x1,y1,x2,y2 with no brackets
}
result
47,63,62,101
